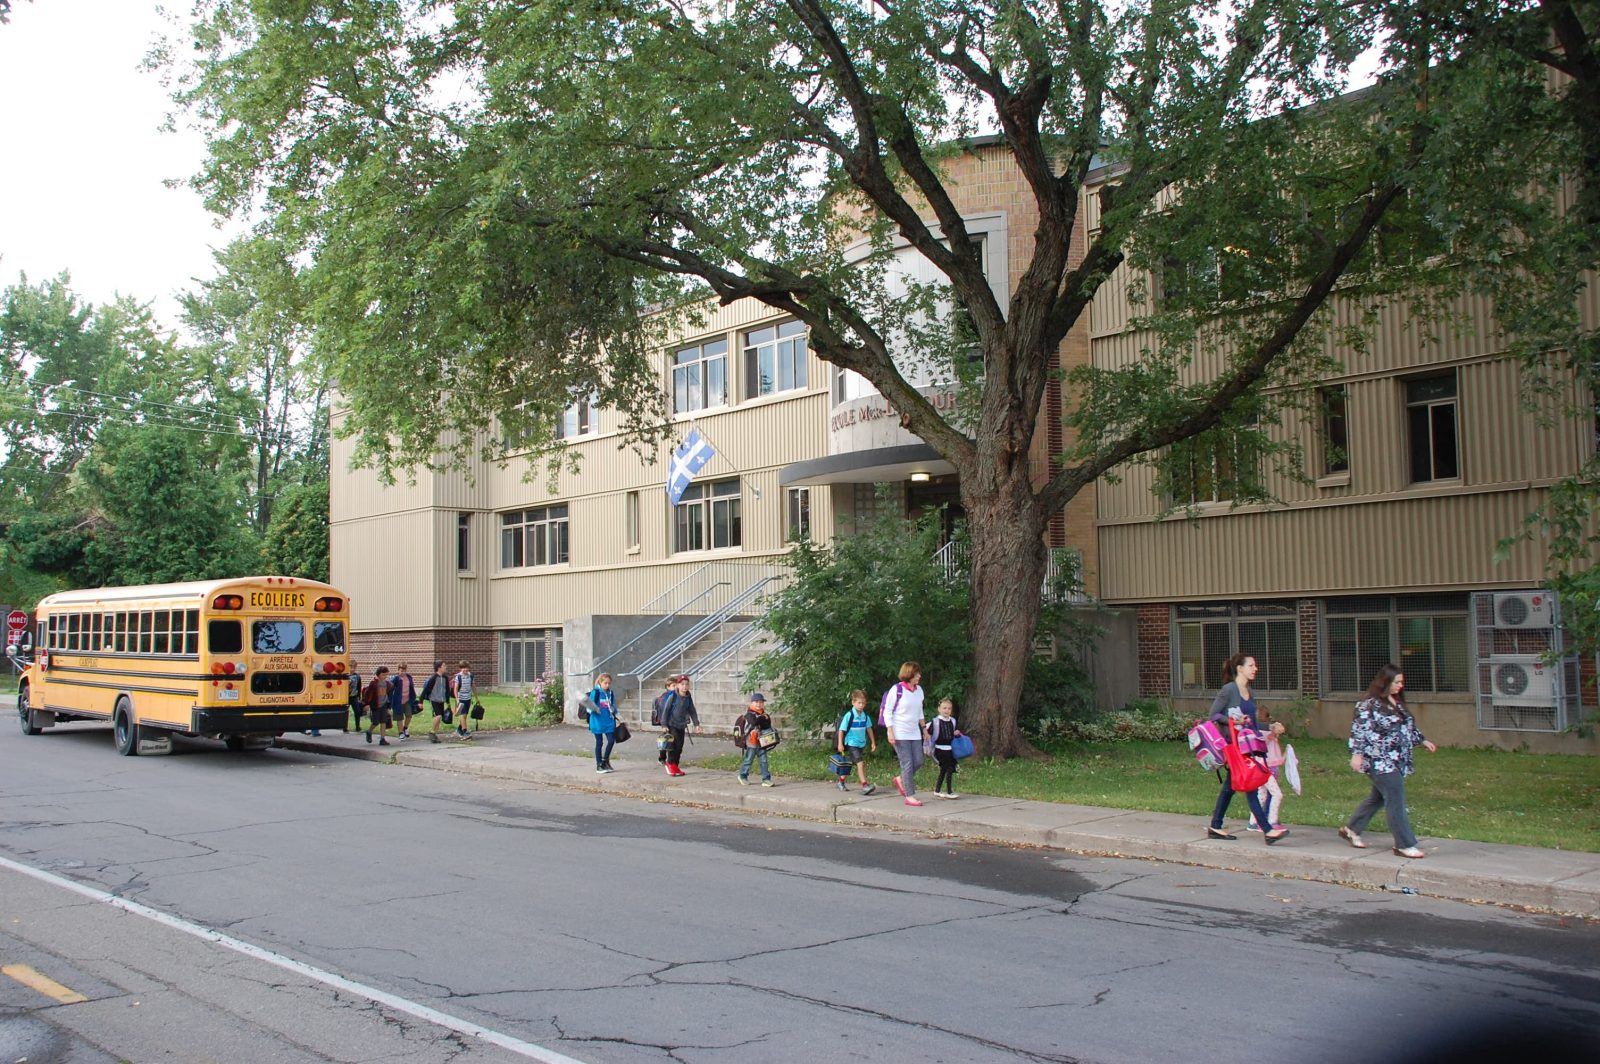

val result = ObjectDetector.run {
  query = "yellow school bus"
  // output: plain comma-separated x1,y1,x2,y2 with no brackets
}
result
14,576,352,755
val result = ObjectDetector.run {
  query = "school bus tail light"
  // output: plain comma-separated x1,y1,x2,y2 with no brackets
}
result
212,595,244,610
313,597,344,613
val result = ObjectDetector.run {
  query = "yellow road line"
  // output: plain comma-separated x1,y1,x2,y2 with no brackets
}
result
1,963,88,1004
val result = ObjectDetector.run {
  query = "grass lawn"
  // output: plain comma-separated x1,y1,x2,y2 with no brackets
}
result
703,738,1600,852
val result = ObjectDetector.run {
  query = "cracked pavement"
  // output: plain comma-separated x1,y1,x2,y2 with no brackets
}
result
1,722,1597,1062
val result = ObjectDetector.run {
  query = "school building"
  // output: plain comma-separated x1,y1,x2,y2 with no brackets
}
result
330,139,1598,750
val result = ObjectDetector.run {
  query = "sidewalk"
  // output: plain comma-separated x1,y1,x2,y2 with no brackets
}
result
275,724,1600,917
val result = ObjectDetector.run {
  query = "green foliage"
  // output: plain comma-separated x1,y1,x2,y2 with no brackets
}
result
516,673,565,727
261,480,330,583
1030,699,1193,744
747,504,973,732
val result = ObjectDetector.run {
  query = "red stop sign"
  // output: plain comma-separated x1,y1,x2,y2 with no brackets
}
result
6,610,25,634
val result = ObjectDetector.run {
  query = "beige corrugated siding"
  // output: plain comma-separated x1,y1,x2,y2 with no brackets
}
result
1097,487,1555,602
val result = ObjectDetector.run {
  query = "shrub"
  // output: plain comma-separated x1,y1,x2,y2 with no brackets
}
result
517,672,564,726
746,502,974,733
1032,698,1192,744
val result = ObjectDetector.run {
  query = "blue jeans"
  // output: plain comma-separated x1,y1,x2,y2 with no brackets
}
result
594,731,615,767
1211,769,1275,831
739,746,770,780
1346,770,1418,849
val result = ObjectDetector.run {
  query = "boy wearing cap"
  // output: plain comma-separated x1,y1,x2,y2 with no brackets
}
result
736,692,776,787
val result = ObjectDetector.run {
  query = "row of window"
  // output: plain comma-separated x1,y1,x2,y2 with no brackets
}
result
1174,593,1471,696
1168,371,1459,505
673,319,810,414
470,485,814,572
47,609,202,657
41,611,347,658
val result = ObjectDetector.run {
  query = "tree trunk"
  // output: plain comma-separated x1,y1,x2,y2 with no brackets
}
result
962,470,1049,760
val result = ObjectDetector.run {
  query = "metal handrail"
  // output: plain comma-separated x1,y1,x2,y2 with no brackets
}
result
688,614,770,676
588,581,731,681
638,563,715,615
627,575,783,722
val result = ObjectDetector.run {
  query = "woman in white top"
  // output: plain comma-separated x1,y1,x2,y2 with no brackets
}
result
882,661,929,806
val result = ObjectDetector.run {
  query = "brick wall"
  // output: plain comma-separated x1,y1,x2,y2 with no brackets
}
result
1137,605,1169,697
350,630,496,682
1297,599,1320,696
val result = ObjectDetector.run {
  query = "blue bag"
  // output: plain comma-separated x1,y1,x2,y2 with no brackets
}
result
951,734,976,760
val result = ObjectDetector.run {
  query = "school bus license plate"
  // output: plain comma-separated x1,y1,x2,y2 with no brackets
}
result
217,689,240,701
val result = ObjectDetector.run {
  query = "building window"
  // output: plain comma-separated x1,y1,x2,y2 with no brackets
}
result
1166,430,1252,506
1405,373,1459,482
625,491,641,551
785,486,811,542
744,320,807,398
1173,601,1299,693
457,513,472,572
672,337,727,414
1319,385,1349,476
557,395,598,439
500,627,563,686
1324,593,1470,694
499,505,570,568
674,479,741,552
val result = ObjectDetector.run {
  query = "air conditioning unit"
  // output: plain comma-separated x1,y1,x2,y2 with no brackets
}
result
1494,592,1554,629
1488,655,1556,706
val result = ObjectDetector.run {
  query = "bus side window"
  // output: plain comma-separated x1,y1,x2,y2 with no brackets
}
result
209,620,243,655
185,610,200,655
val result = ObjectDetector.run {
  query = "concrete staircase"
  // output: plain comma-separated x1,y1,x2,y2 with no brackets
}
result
627,618,779,735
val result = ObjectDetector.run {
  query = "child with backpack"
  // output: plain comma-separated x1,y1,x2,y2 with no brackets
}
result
1249,716,1289,832
835,689,877,794
928,697,963,799
735,692,776,787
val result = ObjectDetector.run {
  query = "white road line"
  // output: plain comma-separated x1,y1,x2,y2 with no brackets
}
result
0,854,589,1064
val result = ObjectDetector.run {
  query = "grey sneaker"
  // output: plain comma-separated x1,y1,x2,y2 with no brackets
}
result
861,783,876,795
737,776,750,786
761,780,775,788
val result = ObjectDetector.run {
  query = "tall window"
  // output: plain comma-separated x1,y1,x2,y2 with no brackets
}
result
744,321,808,398
557,395,598,439
625,491,641,551
1174,602,1299,693
500,628,563,686
500,506,570,568
1405,373,1459,482
1324,594,1470,693
674,479,740,552
457,513,472,572
786,486,811,542
672,338,727,414
1319,385,1349,476
1167,430,1253,506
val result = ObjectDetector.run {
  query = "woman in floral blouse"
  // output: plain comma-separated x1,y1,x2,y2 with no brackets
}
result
1340,664,1437,858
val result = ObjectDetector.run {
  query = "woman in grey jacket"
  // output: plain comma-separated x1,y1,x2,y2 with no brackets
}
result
1206,654,1288,843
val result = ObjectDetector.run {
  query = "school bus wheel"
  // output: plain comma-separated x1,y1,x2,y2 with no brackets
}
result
113,699,139,757
17,683,40,736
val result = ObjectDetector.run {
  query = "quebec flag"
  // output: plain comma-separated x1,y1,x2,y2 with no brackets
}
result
666,429,716,505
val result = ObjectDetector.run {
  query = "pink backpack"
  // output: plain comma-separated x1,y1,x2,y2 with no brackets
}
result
1187,720,1227,771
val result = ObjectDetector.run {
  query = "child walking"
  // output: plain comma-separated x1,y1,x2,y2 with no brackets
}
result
736,692,776,787
928,697,963,799
835,689,877,794
1250,718,1288,831
585,672,619,773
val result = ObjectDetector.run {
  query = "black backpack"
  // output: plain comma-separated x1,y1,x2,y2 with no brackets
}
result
651,691,669,727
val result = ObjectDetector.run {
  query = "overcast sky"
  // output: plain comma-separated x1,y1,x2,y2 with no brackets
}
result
0,2,229,328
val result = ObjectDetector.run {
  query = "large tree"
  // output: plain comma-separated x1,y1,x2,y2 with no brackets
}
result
169,1,1585,755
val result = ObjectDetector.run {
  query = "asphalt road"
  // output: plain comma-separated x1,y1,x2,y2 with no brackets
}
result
2,721,1597,1064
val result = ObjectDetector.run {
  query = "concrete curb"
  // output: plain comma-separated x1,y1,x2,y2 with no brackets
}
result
266,734,1600,918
